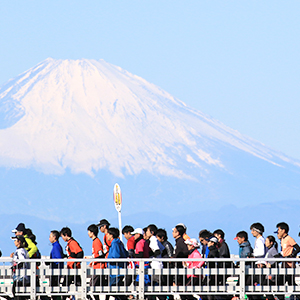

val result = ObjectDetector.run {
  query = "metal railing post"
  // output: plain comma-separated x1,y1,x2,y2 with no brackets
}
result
138,260,145,300
30,260,36,300
81,260,87,300
239,260,245,300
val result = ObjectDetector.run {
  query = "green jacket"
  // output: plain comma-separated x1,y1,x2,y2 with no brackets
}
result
24,234,38,258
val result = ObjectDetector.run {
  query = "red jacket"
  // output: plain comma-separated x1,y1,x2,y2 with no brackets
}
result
66,238,84,269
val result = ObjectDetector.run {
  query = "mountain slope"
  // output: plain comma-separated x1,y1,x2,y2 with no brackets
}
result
0,58,299,222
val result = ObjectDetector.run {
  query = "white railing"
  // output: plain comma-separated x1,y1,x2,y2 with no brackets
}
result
1,257,300,300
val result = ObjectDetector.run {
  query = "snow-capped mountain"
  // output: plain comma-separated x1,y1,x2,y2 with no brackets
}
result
0,58,299,223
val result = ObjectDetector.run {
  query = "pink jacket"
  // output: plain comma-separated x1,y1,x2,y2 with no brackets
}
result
186,249,204,278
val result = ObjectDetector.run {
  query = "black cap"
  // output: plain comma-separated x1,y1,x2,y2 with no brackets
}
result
96,219,110,228
12,223,26,233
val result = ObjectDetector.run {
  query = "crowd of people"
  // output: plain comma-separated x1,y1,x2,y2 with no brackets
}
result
9,220,300,300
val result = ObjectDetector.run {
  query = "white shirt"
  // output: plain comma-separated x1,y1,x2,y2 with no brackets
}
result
149,236,164,269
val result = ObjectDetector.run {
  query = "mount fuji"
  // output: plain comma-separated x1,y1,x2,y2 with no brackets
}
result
0,58,300,255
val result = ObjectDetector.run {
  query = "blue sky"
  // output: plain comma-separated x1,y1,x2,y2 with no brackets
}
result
1,1,300,160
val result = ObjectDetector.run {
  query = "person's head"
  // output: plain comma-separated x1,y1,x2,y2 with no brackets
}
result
131,228,144,240
106,227,119,241
176,223,187,234
87,224,99,239
156,228,168,243
143,227,148,240
276,222,289,239
60,227,72,242
207,236,218,248
213,229,225,241
265,235,278,250
172,225,185,239
49,230,60,244
96,219,110,233
11,235,28,249
122,225,134,240
235,231,248,245
12,223,26,236
146,224,158,239
199,229,213,246
250,223,264,238
185,238,200,251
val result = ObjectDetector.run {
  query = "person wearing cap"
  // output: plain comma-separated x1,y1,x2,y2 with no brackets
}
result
122,225,136,258
132,228,151,285
176,223,190,241
199,230,213,258
201,236,219,292
12,223,38,258
234,231,253,260
10,235,30,300
96,219,111,258
250,222,266,259
181,238,204,300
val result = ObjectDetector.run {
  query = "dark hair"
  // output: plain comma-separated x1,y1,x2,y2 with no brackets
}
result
143,227,148,234
107,227,119,239
122,225,134,235
60,227,72,237
213,229,225,239
236,231,248,241
250,222,264,234
147,224,158,236
88,224,99,237
266,235,278,251
276,222,289,234
156,228,168,241
199,229,213,239
51,230,60,241
175,225,185,236
26,228,37,245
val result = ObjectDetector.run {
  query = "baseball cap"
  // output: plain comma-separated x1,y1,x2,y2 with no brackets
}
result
208,236,218,244
131,228,144,235
184,238,200,248
12,223,26,233
96,219,110,227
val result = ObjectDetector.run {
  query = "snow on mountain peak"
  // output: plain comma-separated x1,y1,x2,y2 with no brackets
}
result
0,58,298,179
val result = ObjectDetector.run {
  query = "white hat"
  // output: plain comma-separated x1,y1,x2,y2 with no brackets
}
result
176,223,187,230
131,228,144,235
185,238,200,248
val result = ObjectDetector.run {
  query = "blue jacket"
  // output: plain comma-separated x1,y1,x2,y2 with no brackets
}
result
239,241,253,258
107,238,128,270
50,241,64,269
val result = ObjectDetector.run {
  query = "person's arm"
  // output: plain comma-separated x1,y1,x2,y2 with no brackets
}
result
289,243,300,258
26,237,38,258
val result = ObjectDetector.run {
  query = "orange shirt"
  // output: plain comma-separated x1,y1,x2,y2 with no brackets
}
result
281,235,296,268
66,238,83,269
91,237,104,269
